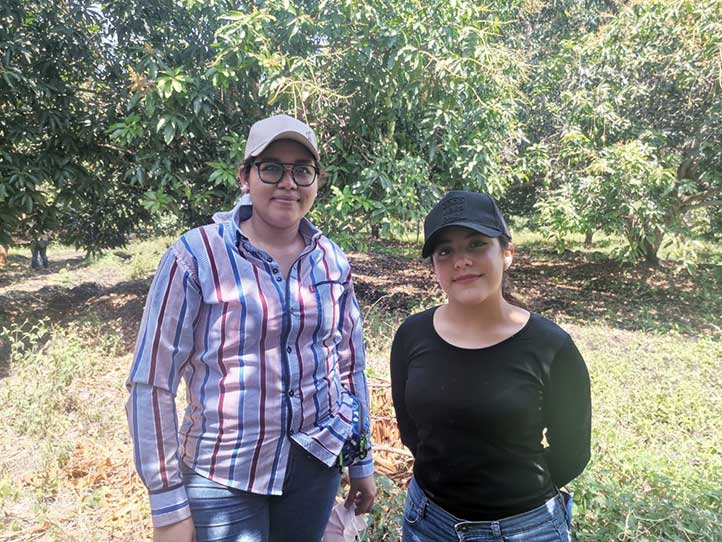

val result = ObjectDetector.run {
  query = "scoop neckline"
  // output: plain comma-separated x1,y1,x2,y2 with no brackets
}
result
430,306,534,351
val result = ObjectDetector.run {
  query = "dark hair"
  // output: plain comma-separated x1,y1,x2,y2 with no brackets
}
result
498,236,528,310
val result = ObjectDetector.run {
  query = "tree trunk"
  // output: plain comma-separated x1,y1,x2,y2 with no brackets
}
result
634,230,664,264
624,214,665,264
584,230,594,246
641,238,661,263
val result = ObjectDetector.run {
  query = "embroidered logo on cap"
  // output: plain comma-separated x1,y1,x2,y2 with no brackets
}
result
441,196,465,224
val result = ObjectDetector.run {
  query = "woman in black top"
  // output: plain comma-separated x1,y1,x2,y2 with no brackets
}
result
391,191,591,542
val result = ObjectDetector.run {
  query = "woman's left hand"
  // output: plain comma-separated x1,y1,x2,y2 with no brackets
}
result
344,475,377,515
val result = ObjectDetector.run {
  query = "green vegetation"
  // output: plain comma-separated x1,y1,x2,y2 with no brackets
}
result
1,235,720,541
0,318,138,540
564,327,721,541
532,0,722,262
2,1,721,539
2,0,720,260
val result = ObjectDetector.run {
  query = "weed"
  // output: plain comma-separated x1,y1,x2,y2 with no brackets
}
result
54,267,78,288
1,233,720,541
0,319,51,364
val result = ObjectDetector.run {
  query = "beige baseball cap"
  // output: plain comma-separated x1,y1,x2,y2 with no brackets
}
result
244,114,320,161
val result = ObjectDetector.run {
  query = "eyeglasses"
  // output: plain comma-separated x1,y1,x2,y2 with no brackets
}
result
253,160,319,187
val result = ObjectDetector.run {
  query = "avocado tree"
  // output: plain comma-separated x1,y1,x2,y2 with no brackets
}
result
108,0,525,244
0,0,150,253
531,0,722,261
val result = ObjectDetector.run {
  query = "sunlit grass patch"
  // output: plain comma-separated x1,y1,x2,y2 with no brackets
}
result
570,324,721,540
1,233,720,541
0,319,148,541
87,236,176,281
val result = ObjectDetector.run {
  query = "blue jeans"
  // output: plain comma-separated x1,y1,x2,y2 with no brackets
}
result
31,239,48,269
182,443,341,542
402,477,570,542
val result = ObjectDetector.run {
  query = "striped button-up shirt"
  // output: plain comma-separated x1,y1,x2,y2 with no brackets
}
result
126,199,373,527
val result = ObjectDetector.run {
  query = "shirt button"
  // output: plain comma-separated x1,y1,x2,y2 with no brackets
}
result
276,276,282,282
288,389,295,397
287,346,292,353
267,257,273,263
272,268,279,274
288,429,294,436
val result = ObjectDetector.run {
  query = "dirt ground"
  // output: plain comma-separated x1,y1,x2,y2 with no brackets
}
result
0,241,720,541
1,241,720,364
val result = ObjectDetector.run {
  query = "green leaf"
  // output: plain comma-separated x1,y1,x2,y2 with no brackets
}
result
163,124,175,145
220,11,247,21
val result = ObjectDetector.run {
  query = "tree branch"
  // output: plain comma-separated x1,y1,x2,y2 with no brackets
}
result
680,186,722,211
98,143,133,155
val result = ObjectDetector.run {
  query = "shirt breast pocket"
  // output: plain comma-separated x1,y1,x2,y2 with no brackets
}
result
309,280,346,340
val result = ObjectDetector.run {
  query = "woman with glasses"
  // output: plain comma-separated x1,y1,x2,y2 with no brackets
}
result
391,191,591,542
127,115,376,542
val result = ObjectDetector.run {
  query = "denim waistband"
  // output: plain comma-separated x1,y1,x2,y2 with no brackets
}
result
408,476,567,538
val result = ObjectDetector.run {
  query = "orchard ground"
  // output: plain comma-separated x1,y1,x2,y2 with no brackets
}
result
0,231,720,541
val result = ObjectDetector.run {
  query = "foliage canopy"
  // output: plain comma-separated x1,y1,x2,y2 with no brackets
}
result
0,0,150,252
1,0,720,260
531,0,722,261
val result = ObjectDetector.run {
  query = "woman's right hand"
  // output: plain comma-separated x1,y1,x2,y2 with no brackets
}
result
153,516,195,542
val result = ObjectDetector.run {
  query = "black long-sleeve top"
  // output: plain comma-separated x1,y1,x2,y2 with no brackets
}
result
390,307,591,520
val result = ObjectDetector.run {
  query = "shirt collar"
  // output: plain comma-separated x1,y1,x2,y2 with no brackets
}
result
213,194,322,246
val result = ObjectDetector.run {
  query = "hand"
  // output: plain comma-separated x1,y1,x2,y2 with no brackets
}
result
344,475,376,515
153,516,195,542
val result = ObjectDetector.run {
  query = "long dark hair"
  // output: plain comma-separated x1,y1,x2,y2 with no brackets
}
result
499,236,528,310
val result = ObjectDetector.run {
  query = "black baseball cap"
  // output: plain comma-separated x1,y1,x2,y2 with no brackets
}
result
422,191,511,258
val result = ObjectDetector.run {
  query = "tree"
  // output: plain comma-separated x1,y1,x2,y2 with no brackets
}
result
103,0,247,229
109,0,526,244
531,0,722,261
7,0,718,258
0,0,149,253
2,0,527,251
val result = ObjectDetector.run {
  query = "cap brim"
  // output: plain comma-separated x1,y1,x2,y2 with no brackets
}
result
245,130,320,161
421,221,508,258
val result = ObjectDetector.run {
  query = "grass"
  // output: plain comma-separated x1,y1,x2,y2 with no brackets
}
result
0,318,146,540
0,233,720,541
358,309,722,542
85,236,176,281
567,326,721,541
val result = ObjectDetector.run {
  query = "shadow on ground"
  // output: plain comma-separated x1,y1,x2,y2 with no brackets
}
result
0,252,91,290
0,278,152,361
1,243,719,378
347,246,721,338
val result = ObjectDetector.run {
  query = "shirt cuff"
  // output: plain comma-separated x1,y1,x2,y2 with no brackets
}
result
348,454,375,479
149,482,192,528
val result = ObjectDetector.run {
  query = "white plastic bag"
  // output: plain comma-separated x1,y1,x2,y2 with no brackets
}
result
321,501,367,542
